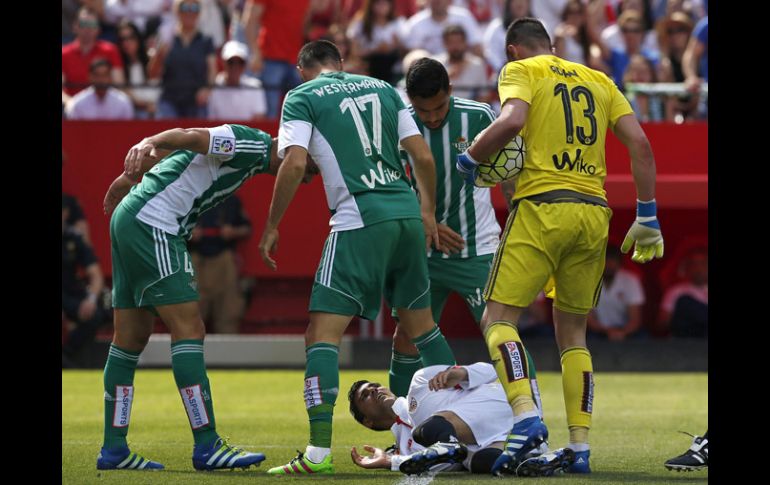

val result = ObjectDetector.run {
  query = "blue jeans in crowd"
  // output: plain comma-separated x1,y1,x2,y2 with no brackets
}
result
259,59,302,119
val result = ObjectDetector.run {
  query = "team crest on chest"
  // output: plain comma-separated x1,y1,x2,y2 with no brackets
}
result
409,396,418,413
452,136,470,153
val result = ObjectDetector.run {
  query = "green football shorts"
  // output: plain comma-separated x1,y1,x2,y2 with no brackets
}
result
309,218,431,320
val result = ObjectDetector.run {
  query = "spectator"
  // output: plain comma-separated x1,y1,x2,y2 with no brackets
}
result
149,0,216,118
104,0,168,37
242,0,311,119
656,12,697,122
62,193,92,245
588,244,645,341
116,20,159,119
434,25,490,101
188,196,252,334
530,0,568,38
452,0,502,27
208,40,268,120
347,0,405,84
325,24,367,75
659,246,708,338
553,0,593,65
305,0,343,42
623,54,664,121
600,0,659,54
656,11,692,82
682,14,707,118
482,0,531,75
62,6,125,97
62,203,109,367
593,9,660,89
65,59,135,119
63,0,81,44
401,0,483,56
155,0,228,49
344,0,419,21
395,48,431,104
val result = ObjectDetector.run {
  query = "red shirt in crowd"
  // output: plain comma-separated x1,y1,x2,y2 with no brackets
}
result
62,40,123,96
254,0,311,64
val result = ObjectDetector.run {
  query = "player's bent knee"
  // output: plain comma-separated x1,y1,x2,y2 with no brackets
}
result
469,447,503,473
412,415,457,447
392,325,416,353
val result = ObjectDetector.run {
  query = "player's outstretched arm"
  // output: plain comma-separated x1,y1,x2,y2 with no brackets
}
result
124,128,211,178
457,99,529,186
351,446,391,470
613,114,664,263
401,134,441,252
259,144,308,270
467,99,528,163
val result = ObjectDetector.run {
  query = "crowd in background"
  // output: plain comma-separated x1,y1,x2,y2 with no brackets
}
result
62,0,709,365
62,0,708,122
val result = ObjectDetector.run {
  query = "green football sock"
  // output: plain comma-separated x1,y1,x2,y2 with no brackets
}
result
412,325,456,367
305,343,339,448
171,339,218,446
102,344,140,449
389,350,422,397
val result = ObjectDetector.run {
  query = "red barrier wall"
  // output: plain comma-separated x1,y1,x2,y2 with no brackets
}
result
62,121,707,278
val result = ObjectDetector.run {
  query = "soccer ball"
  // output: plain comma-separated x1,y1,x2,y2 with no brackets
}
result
476,135,525,185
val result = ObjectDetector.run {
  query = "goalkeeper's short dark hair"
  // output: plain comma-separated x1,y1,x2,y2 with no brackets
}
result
505,17,552,50
297,39,342,69
406,57,450,99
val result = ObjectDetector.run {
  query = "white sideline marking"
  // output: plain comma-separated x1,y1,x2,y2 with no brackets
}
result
394,470,437,485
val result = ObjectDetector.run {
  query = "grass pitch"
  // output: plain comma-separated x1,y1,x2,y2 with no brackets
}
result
63,370,707,484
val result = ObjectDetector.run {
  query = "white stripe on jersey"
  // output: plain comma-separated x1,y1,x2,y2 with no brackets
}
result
153,228,166,277
454,100,496,122
458,112,469,258
441,124,451,260
421,127,434,258
324,232,338,285
160,229,173,276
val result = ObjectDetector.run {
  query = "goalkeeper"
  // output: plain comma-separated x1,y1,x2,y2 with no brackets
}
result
455,18,664,475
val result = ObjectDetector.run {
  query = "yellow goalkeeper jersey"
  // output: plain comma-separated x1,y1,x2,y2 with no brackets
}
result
497,54,634,201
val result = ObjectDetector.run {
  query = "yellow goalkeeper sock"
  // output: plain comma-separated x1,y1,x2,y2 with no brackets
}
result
561,347,594,434
484,321,536,415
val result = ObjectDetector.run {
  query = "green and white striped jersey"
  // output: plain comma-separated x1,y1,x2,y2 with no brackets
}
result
404,97,501,259
279,71,422,232
120,124,271,239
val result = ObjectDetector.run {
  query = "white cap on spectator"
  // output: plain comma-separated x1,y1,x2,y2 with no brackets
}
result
221,40,249,62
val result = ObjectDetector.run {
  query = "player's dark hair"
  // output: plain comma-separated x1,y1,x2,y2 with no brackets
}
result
297,39,342,69
405,58,449,99
505,17,552,50
348,380,369,425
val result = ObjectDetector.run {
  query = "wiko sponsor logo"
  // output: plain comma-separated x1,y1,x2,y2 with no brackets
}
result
360,161,402,189
552,149,596,175
304,376,323,409
112,385,133,428
180,385,210,429
465,288,484,308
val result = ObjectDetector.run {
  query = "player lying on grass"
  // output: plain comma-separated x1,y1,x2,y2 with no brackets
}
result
99,124,318,471
348,363,574,476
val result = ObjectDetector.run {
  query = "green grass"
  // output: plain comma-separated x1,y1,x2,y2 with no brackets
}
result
63,370,707,484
